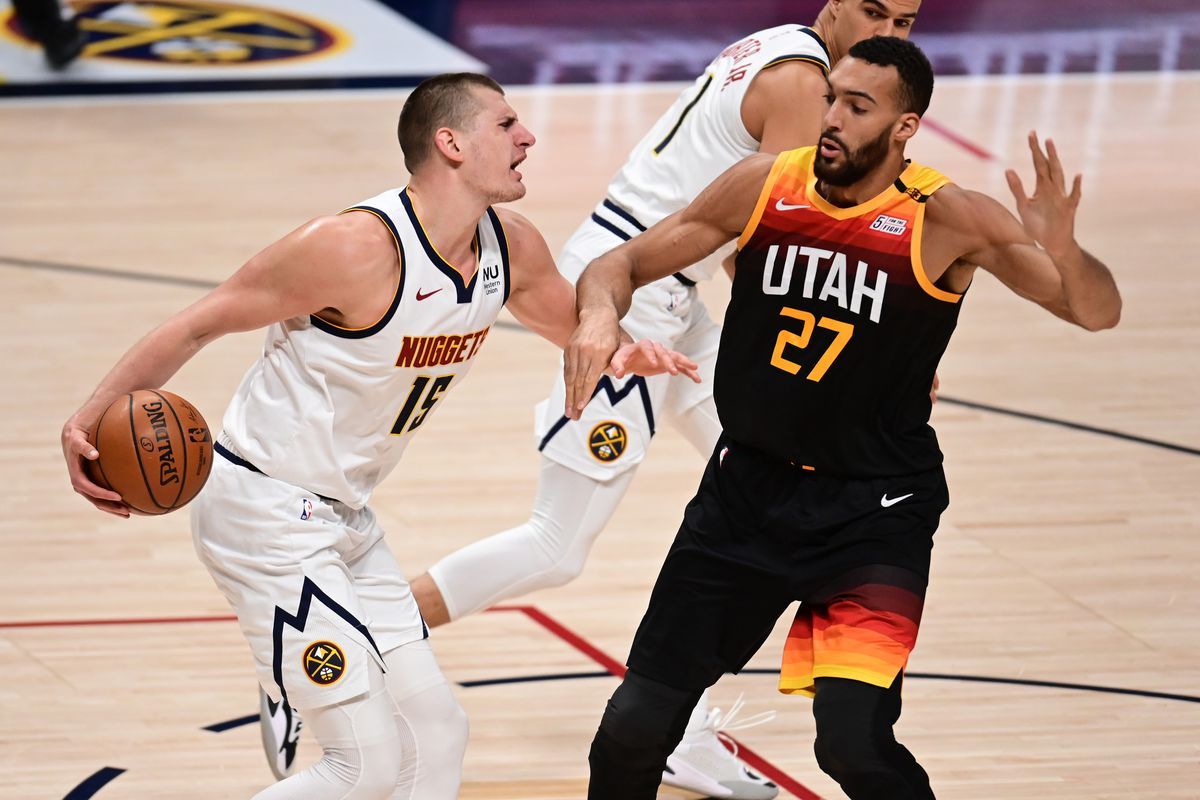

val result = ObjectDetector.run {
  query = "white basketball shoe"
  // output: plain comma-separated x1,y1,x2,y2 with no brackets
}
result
662,696,779,800
259,687,303,780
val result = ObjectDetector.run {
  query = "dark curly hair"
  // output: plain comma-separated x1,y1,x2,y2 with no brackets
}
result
847,36,934,117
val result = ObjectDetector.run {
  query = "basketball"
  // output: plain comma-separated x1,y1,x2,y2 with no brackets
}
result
85,389,213,515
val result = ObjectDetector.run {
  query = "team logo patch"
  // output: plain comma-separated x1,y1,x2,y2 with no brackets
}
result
588,421,627,462
3,0,347,66
870,213,908,236
302,641,346,686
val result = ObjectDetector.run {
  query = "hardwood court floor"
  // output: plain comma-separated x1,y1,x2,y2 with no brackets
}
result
1,73,1197,799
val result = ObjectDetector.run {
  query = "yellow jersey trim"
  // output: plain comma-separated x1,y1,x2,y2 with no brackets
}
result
737,151,792,250
313,207,405,331
402,188,479,286
806,157,925,220
910,201,962,304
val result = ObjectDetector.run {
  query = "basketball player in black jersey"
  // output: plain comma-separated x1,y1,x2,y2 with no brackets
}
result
563,37,1121,800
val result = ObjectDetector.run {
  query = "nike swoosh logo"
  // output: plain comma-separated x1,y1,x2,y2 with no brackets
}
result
880,493,914,508
775,199,810,212
415,288,443,301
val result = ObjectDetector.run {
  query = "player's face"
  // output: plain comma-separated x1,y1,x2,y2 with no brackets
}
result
829,0,920,54
814,58,910,186
460,89,536,204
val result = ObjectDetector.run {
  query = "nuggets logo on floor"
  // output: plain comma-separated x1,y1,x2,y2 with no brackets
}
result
3,0,345,65
588,421,627,462
302,641,346,686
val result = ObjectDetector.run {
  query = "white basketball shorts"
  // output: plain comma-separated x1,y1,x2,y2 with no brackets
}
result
191,447,427,709
534,216,721,481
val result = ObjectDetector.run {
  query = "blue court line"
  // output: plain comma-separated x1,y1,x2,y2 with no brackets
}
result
63,767,125,800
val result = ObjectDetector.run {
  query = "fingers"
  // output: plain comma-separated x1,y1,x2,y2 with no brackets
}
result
65,431,123,503
1027,131,1049,184
650,341,676,375
1044,138,1067,192
1005,169,1027,204
1070,173,1083,205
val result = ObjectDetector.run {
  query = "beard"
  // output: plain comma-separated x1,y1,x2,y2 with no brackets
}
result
813,125,893,187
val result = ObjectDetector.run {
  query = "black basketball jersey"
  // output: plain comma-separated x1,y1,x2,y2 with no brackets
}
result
716,147,966,477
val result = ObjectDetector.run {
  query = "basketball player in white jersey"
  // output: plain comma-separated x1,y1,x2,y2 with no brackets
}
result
60,73,697,800
402,3,922,798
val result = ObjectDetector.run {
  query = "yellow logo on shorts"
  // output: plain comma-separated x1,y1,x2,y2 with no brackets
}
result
302,640,346,686
588,421,627,462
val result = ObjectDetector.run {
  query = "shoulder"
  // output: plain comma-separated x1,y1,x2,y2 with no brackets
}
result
745,58,828,103
299,211,397,264
493,207,553,267
926,184,1019,244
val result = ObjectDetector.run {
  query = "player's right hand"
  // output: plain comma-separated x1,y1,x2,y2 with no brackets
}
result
563,310,622,420
61,416,130,518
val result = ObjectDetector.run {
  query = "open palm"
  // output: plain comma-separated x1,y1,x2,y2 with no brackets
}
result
1005,132,1082,256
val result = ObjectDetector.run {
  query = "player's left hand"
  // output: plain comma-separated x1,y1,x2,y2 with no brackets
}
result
610,340,701,382
1005,131,1082,257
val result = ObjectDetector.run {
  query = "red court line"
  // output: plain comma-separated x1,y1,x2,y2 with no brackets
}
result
2,607,822,799
488,604,823,800
924,117,996,161
0,614,236,629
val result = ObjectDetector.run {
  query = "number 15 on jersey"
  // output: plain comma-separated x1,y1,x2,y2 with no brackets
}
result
391,374,454,435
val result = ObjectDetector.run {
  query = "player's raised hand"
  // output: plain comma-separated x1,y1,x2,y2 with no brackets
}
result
1005,131,1082,257
60,414,130,518
610,340,701,383
563,310,623,420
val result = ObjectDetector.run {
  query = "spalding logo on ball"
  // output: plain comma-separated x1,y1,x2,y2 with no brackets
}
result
86,389,213,515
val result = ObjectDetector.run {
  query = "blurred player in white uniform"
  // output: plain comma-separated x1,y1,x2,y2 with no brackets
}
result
408,3,922,798
61,73,696,800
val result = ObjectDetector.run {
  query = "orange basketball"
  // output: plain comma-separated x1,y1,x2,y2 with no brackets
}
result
85,389,213,515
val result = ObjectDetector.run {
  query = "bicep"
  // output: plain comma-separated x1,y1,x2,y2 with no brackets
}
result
619,154,775,285
179,218,361,344
945,191,1066,311
503,213,579,346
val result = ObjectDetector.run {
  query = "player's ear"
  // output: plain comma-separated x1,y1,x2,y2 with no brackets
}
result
894,112,920,144
433,127,465,165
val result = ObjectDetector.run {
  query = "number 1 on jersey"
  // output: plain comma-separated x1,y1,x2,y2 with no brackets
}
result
391,374,453,435
771,308,854,382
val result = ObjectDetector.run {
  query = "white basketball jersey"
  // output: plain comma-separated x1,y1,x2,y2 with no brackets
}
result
221,188,511,508
596,24,830,283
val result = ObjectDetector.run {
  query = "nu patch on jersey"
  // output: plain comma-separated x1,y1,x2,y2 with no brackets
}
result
303,641,346,686
870,214,908,236
588,422,628,462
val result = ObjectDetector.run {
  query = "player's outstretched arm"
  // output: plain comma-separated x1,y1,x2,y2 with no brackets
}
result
564,153,775,418
61,213,393,516
931,132,1121,331
500,208,700,384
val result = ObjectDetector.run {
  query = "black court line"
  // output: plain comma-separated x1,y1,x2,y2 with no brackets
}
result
202,713,260,733
63,767,125,800
1,254,220,290
199,668,1200,741
6,252,1197,458
939,396,1200,458
459,670,611,688
454,669,1200,705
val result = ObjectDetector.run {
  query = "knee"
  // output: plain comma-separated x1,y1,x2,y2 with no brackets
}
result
527,513,591,589
596,671,699,752
812,698,882,780
338,739,405,799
